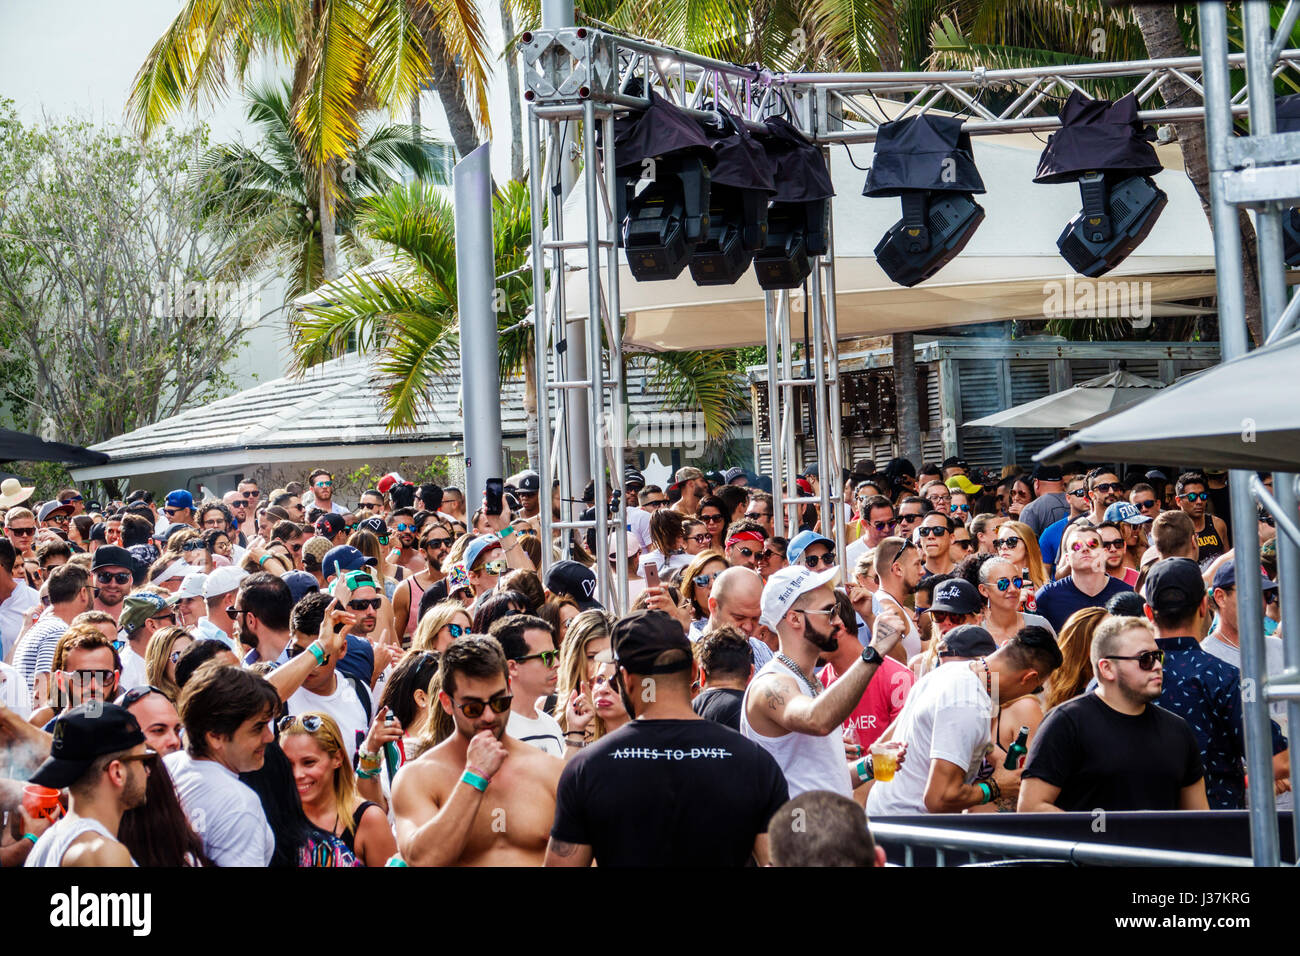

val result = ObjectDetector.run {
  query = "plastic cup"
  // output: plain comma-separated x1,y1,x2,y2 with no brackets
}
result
22,784,61,821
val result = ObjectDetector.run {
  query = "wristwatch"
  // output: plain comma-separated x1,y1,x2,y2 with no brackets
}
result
860,644,884,667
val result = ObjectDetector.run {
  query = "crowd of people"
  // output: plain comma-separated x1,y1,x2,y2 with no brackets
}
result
0,454,1288,867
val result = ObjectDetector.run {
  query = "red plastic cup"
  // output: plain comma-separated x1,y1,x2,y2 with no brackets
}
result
22,784,61,822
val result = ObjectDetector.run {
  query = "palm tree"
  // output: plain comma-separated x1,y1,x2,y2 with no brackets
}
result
127,0,492,280
198,83,453,302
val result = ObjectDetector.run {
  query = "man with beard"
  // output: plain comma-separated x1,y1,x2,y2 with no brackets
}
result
25,704,151,867
1173,472,1230,566
387,508,426,574
305,468,347,515
1019,616,1207,811
1085,467,1124,525
332,572,383,689
670,467,710,517
741,564,908,797
392,636,563,866
89,545,135,622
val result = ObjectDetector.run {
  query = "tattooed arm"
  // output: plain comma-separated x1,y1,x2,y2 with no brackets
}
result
543,837,595,867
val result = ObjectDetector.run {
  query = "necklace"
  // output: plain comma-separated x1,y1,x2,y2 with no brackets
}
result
777,653,821,698
976,657,992,698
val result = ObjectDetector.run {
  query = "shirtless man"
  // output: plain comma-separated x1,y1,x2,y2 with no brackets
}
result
392,636,563,866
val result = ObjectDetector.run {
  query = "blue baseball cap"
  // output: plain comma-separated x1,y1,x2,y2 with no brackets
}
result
165,489,194,510
464,535,502,571
786,529,834,565
281,570,320,605
1211,557,1277,593
322,545,376,580
1104,501,1151,525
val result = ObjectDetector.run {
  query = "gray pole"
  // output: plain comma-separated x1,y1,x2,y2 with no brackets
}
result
1200,0,1280,866
455,143,503,517
541,0,573,29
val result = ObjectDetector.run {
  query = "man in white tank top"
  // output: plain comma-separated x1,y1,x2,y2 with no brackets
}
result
872,536,925,662
25,703,149,867
742,564,908,798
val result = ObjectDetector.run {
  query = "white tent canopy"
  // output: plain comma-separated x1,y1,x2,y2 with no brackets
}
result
560,105,1217,350
965,368,1167,430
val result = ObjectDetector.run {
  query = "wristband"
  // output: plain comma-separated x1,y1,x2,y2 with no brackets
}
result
854,757,874,783
307,640,327,666
977,782,992,805
22,833,38,846
259,554,272,566
356,767,379,780
498,526,516,540
460,769,489,792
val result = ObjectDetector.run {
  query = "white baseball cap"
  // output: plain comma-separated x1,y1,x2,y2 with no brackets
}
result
176,571,208,600
203,565,248,600
152,560,196,586
760,563,839,630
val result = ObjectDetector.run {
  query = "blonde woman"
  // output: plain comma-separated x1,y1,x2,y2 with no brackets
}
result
993,519,1049,612
144,624,194,703
552,609,614,734
280,712,397,867
412,601,473,654
678,549,729,634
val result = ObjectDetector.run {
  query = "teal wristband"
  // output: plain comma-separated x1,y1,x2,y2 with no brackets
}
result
497,526,516,540
460,769,489,792
978,782,992,805
22,833,38,846
356,767,379,780
854,757,873,783
307,641,327,666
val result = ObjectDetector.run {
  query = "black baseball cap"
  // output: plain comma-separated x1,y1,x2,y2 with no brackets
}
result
611,610,693,675
938,625,997,658
930,578,982,615
315,513,346,538
29,704,146,789
1144,558,1205,615
1030,463,1063,482
91,545,134,572
543,560,601,611
1211,557,1277,593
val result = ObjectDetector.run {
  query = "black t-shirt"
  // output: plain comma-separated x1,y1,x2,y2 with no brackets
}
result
1022,692,1204,811
692,687,745,731
551,718,788,866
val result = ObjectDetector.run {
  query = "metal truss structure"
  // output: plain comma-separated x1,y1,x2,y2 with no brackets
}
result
526,8,1299,864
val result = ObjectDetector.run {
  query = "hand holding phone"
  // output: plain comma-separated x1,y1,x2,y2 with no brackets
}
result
485,478,504,516
643,560,660,589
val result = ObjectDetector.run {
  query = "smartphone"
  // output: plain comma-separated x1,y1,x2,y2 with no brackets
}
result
332,572,353,609
643,560,660,589
485,478,504,516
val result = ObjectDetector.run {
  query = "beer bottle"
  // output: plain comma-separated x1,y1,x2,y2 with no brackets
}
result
1004,725,1030,770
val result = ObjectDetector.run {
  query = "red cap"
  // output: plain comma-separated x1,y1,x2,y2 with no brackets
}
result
377,472,404,495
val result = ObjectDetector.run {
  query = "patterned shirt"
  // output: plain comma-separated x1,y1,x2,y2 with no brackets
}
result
1154,635,1287,809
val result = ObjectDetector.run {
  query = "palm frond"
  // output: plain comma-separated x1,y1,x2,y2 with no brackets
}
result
637,349,747,441
292,0,371,174
367,0,432,109
429,0,495,137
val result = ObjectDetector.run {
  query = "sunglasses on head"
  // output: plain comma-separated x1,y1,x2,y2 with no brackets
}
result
517,650,560,667
991,576,1024,592
96,570,132,585
917,526,948,538
1180,492,1208,502
802,552,834,568
1105,649,1164,671
121,685,166,707
348,598,383,611
279,714,324,734
449,695,513,719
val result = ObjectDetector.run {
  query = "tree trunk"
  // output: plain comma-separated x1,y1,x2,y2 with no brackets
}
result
1132,3,1265,346
893,332,921,464
320,162,337,281
501,1,524,182
412,90,422,143
524,348,540,469
426,28,481,161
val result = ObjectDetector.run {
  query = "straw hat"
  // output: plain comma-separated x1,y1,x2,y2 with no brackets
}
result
0,477,35,509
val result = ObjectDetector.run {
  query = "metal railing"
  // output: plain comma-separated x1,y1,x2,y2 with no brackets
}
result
871,822,1255,868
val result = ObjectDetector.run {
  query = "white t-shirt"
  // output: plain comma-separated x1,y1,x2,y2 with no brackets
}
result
0,581,39,661
845,535,870,572
288,676,371,763
119,645,149,692
507,708,565,757
164,750,274,867
0,660,30,718
625,507,653,549
866,661,992,816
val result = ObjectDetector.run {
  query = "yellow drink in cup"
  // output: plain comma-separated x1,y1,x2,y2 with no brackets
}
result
871,749,897,782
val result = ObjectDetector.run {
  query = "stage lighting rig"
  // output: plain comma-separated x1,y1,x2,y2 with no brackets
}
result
689,108,776,285
752,117,835,290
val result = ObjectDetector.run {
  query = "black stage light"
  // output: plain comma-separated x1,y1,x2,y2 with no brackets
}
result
689,108,775,285
752,117,835,290
613,84,717,281
862,115,986,287
1035,92,1167,277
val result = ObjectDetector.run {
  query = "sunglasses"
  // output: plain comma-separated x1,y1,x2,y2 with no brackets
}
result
760,549,785,561
279,714,324,734
517,650,560,667
1093,482,1124,493
63,495,84,503
95,570,132,585
449,695,513,719
162,508,182,516
393,523,416,533
121,685,166,707
1066,489,1089,499
286,642,329,664
426,537,452,549
802,553,835,568
917,526,948,538
116,749,159,770
483,559,508,576
348,598,383,611
1071,539,1102,552
1101,539,1125,551
63,668,117,684
693,572,721,588
8,526,36,536
181,540,206,552
152,612,177,625
953,539,974,551
447,623,472,639
897,513,922,523
733,546,758,559
315,480,333,488
169,646,191,664
46,514,71,525
1105,650,1164,671
1259,514,1276,527
992,577,1024,592
872,520,896,532
689,533,712,545
930,611,964,625
993,536,1021,550
744,511,769,521
642,499,668,509
1179,492,1209,502
1135,499,1160,511
701,514,725,524
950,504,970,513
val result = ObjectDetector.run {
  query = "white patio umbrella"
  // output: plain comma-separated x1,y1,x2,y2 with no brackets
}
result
964,369,1167,430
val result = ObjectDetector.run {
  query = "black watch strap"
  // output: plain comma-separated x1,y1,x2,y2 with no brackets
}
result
861,644,884,667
